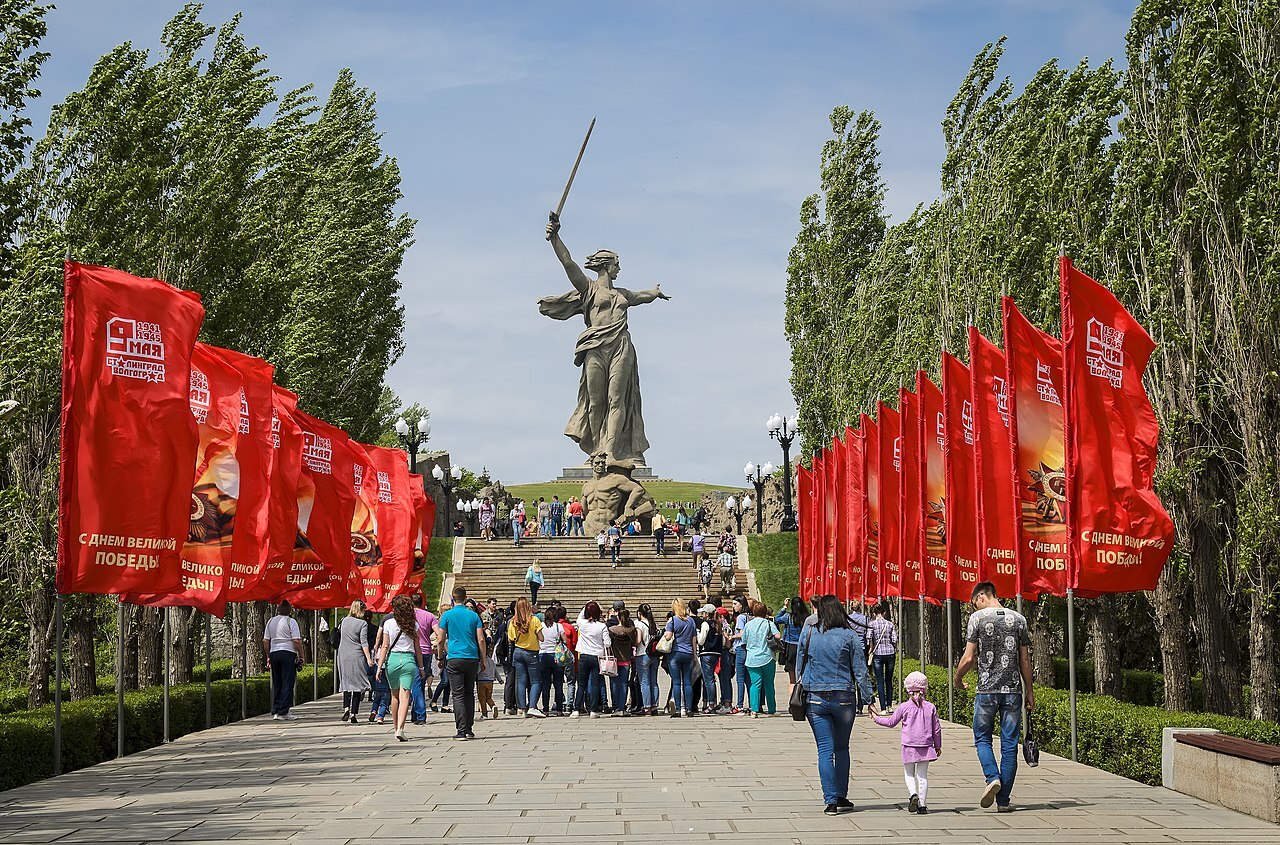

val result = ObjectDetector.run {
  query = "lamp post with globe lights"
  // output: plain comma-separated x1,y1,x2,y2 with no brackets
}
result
725,494,751,536
767,414,800,531
432,462,462,524
743,461,775,535
394,416,431,473
458,498,480,536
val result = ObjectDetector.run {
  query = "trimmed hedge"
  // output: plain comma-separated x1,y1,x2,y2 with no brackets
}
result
0,664,333,792
1048,657,1251,714
0,660,236,716
899,658,1280,786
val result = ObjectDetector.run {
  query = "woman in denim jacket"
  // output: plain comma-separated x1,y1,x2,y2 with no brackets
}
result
795,594,876,816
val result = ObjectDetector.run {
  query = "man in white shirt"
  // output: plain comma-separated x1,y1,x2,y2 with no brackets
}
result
262,601,307,721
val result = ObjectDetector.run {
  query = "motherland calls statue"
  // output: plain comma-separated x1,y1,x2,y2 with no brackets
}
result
539,213,670,465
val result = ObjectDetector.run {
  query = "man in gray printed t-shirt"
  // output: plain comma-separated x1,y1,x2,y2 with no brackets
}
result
954,581,1033,814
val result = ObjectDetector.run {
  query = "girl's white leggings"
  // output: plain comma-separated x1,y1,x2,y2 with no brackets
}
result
904,761,930,805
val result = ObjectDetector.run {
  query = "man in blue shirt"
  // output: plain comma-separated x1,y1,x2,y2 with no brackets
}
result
549,496,565,537
435,586,487,740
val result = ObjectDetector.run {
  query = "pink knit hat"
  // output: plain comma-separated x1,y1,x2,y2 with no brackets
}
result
905,671,929,694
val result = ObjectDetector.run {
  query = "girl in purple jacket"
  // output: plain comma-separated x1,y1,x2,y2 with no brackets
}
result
871,671,942,814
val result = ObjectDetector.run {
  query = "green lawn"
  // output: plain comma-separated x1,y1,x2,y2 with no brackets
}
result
746,531,798,611
422,536,454,608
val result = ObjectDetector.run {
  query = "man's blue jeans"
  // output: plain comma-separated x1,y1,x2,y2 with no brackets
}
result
973,691,1022,807
513,648,541,710
669,652,694,712
806,690,857,805
872,654,895,710
269,650,297,716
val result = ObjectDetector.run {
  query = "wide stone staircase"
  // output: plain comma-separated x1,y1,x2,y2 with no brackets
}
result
446,535,754,611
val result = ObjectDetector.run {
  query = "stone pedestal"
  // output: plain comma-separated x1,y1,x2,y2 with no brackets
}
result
559,461,656,481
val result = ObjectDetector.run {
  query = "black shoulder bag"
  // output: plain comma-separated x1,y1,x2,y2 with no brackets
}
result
788,629,814,721
1023,711,1040,766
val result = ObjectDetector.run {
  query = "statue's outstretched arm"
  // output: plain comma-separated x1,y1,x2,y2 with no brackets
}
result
622,284,672,306
546,215,590,293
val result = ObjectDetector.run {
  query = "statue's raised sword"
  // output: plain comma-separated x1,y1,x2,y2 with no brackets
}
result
546,117,596,239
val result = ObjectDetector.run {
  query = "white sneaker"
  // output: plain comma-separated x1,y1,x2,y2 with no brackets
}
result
569,711,580,718
981,779,1002,808
591,711,601,718
272,714,282,721
529,708,546,718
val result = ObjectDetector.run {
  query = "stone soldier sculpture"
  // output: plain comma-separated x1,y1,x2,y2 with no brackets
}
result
581,452,658,537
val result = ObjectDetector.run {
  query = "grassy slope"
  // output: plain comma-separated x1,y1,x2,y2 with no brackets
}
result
747,531,798,611
422,536,454,608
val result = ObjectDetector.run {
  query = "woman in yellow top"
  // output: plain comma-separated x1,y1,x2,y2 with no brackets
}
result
507,597,546,717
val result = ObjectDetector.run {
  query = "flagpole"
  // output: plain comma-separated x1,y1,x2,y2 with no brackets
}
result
918,593,925,683
204,612,212,730
946,598,954,722
115,599,125,759
313,611,319,702
54,594,64,775
163,607,170,743
1017,595,1027,740
239,603,247,721
1066,588,1079,761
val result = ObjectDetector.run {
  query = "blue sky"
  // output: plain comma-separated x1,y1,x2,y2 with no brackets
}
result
32,1,1134,485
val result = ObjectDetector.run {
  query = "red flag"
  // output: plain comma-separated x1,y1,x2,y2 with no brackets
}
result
797,464,816,597
943,353,981,601
832,435,849,599
1004,297,1069,596
899,389,924,598
124,344,243,616
844,427,865,602
877,403,902,598
283,409,357,605
58,262,204,596
814,452,829,595
824,445,840,595
255,387,303,598
861,414,881,601
969,328,1021,598
206,347,275,603
919,372,947,603
404,475,433,594
1061,258,1174,593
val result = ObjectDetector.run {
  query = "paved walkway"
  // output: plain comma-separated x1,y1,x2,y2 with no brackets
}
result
2,672,1277,844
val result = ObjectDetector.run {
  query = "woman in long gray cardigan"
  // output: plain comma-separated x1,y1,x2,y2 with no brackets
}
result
338,599,375,723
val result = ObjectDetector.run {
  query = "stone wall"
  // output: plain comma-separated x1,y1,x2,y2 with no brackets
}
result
696,470,796,534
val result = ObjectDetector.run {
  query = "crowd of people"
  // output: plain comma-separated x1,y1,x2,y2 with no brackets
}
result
263,578,1032,816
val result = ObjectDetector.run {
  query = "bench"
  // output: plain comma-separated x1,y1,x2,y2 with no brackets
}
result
1162,728,1280,823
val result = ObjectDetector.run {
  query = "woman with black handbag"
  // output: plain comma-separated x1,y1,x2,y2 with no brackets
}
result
794,595,876,816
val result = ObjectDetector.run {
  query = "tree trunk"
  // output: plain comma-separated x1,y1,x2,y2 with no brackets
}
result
1249,567,1279,722
26,581,54,709
1188,501,1244,716
1030,598,1056,687
120,603,139,690
66,594,98,700
1087,596,1122,698
925,601,947,666
1152,565,1193,711
247,601,269,675
137,606,162,687
169,607,194,685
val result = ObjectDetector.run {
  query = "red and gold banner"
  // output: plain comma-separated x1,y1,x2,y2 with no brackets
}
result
207,346,275,603
831,436,848,599
861,414,881,601
898,388,924,598
405,475,433,594
124,344,241,616
283,409,357,605
798,464,816,597
969,328,1020,598
942,353,980,601
1004,297,1069,597
919,372,947,603
1061,258,1174,593
256,387,303,597
877,403,902,598
840,426,864,602
813,452,829,596
58,262,204,596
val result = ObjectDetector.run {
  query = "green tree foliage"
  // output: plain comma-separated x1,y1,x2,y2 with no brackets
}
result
0,3,414,703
